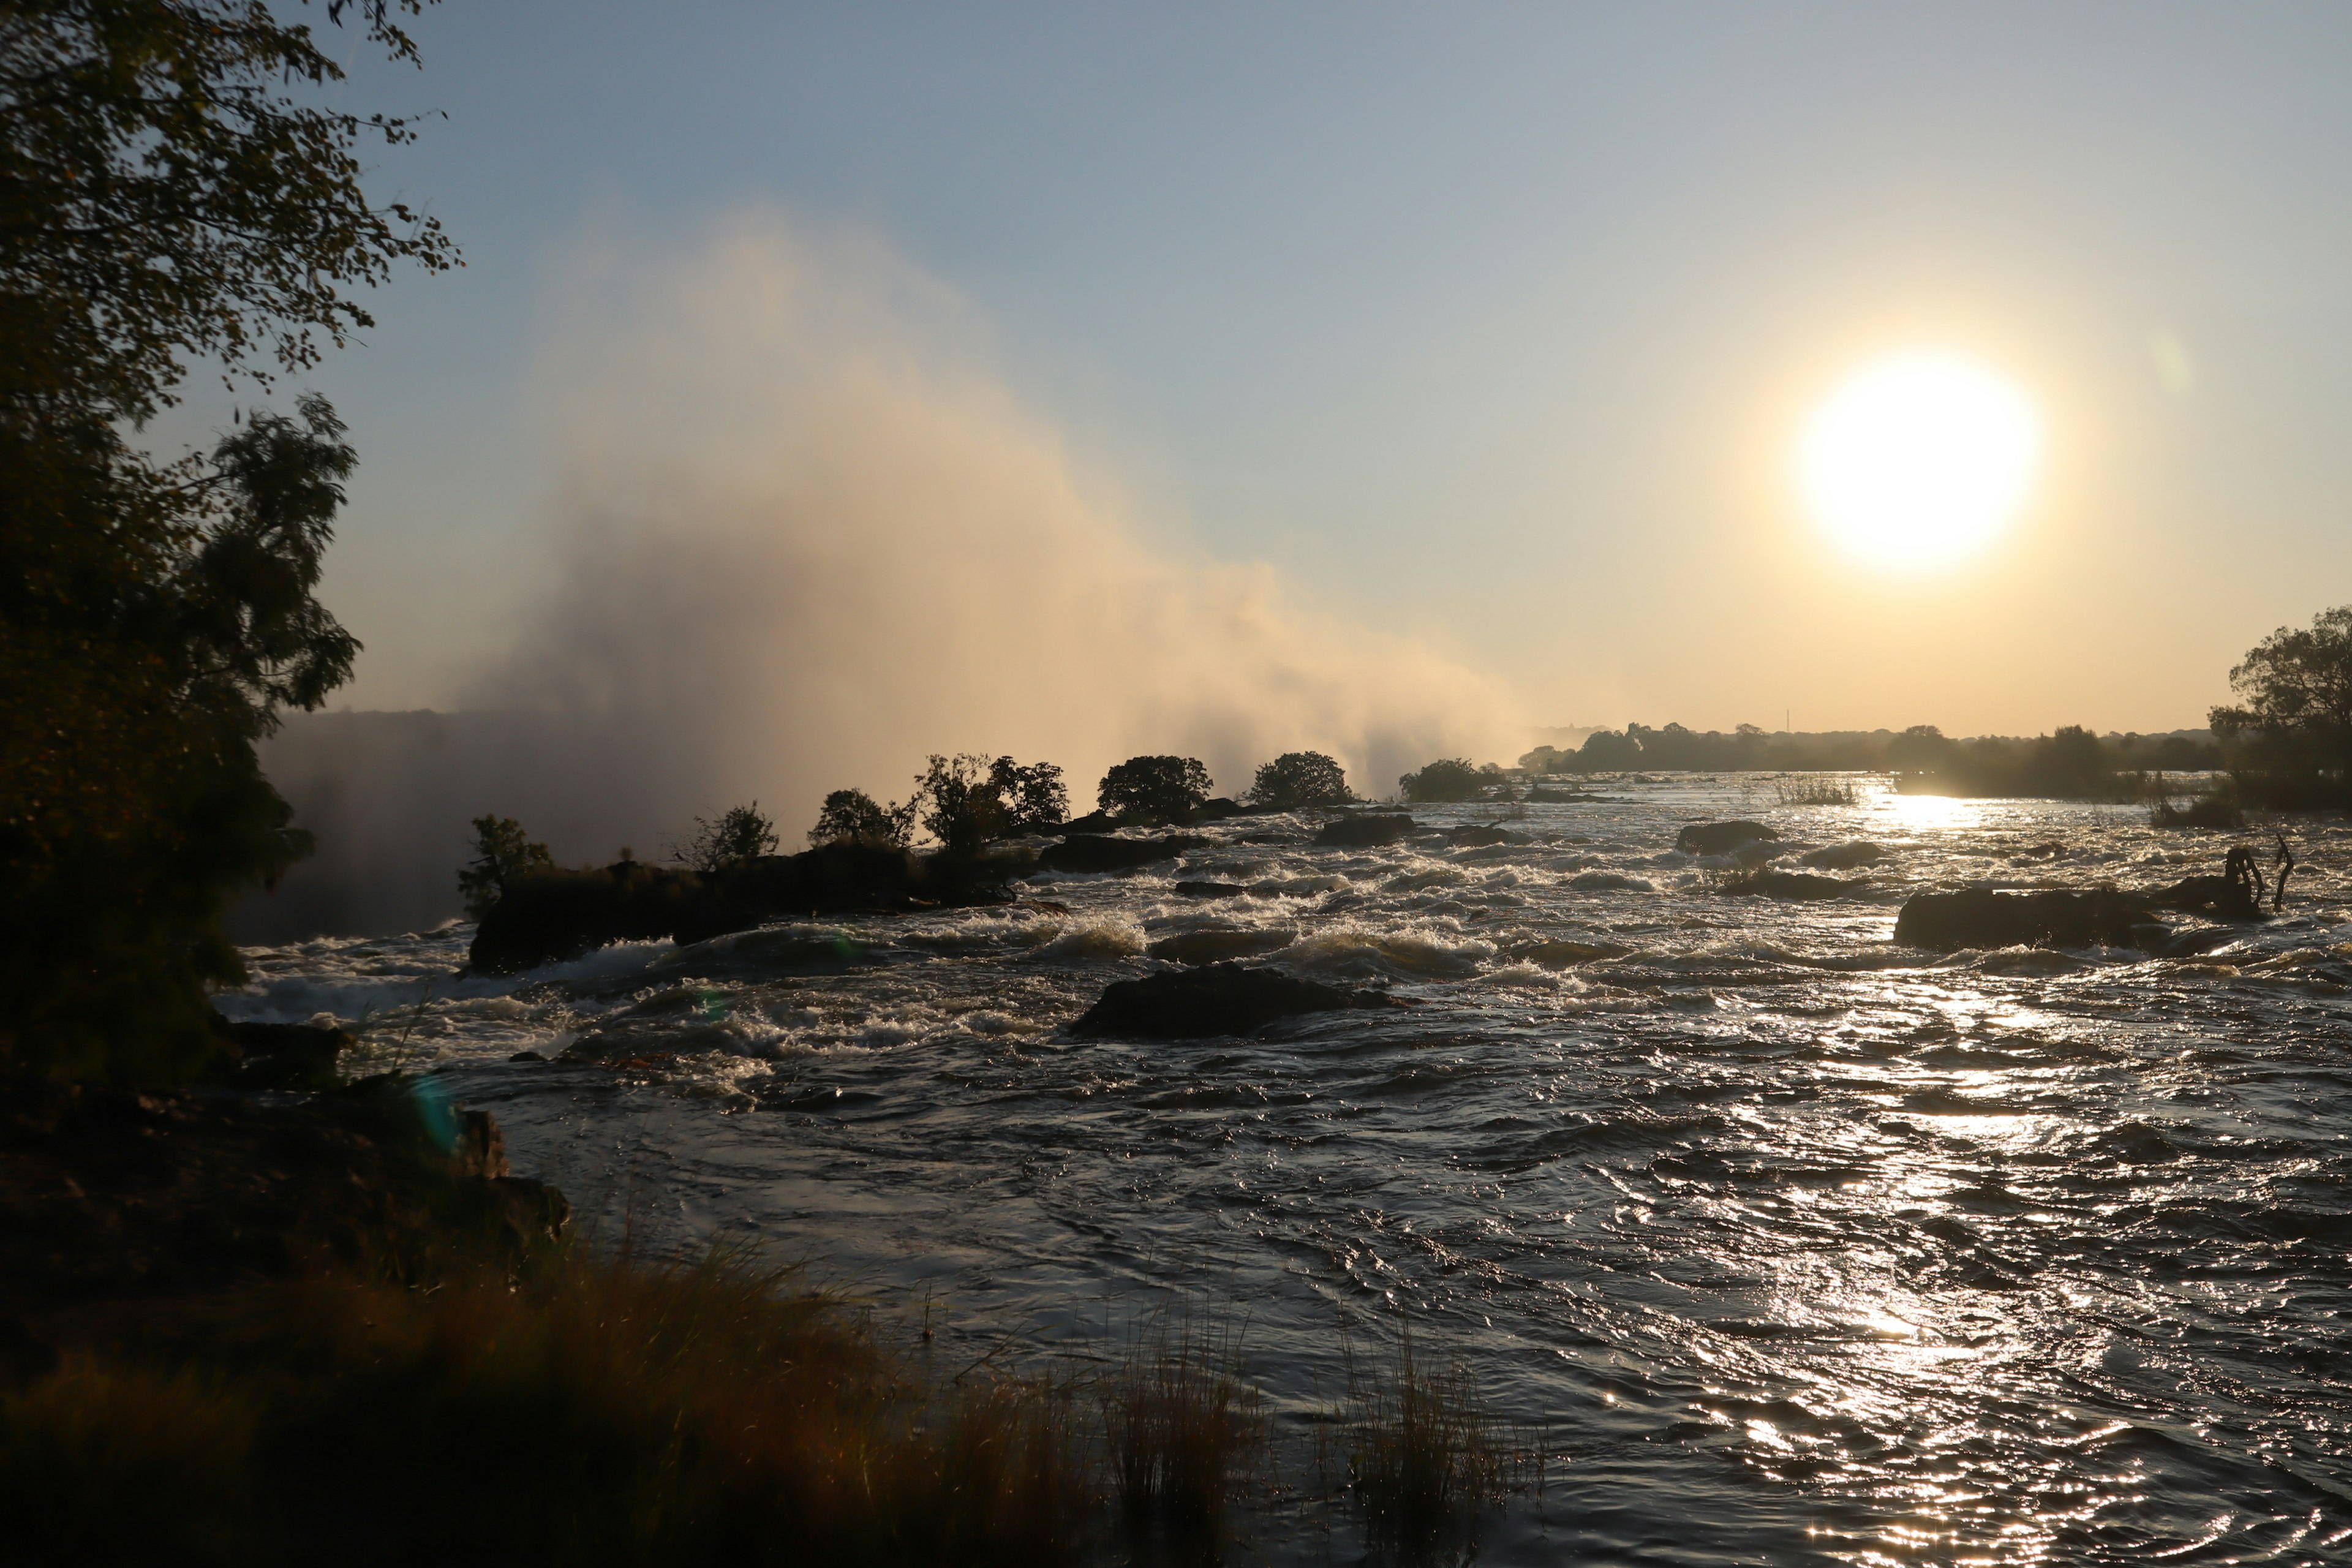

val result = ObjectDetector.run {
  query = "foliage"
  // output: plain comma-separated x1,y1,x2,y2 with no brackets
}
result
1102,1308,1265,1532
0,1,450,1081
1333,1326,1521,1552
2211,606,2352,803
915,754,1066,854
1097,755,1212,825
1245,751,1354,810
1397,758,1485,803
809,788,917,850
675,802,779,874
455,815,553,921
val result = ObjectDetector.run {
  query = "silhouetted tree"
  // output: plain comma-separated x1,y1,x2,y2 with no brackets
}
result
2212,607,2352,802
990,757,1068,831
1098,755,1212,824
808,789,916,849
676,802,779,873
457,815,553,921
2024,725,2115,799
1247,751,1355,810
1575,730,1643,770
1398,758,1484,802
0,1,451,1080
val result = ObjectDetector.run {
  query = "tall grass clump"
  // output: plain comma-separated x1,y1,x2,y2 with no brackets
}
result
2141,772,2245,829
1773,777,1858,806
1101,1308,1267,1536
0,1246,1093,1567
1332,1327,1521,1551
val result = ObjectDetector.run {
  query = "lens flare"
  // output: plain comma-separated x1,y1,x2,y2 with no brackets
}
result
1800,353,2040,567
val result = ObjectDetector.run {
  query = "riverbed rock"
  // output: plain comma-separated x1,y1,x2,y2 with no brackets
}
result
1314,813,1416,848
1724,870,1864,901
1144,927,1296,966
1675,821,1781,855
218,1018,354,1089
1173,880,1250,899
1071,962,1406,1038
1039,834,1207,874
1447,824,1526,848
470,843,1019,974
1800,840,1885,870
1893,888,2155,950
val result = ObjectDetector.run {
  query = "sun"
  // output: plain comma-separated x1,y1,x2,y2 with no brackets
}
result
1798,353,2041,567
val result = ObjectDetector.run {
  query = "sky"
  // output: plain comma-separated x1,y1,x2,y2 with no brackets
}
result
209,1,2352,744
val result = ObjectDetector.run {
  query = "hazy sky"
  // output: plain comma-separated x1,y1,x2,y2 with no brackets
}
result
235,2,2352,741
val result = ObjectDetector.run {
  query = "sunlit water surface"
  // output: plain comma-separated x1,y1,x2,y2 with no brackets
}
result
228,778,2352,1565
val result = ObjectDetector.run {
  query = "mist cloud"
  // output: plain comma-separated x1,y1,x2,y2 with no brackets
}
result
473,213,1518,834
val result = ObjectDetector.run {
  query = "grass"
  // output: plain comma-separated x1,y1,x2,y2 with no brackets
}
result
1100,1306,1268,1534
1328,1325,1529,1553
2143,772,2245,829
1,1246,1093,1567
1773,777,1859,806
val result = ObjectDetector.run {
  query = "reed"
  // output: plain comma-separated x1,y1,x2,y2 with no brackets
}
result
1100,1306,1267,1533
1334,1325,1520,1550
1773,777,1858,806
2141,772,2244,829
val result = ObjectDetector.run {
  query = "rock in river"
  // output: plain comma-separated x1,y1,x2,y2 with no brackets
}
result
1893,888,2154,950
1314,813,1417,848
1071,962,1405,1038
1039,834,1206,873
1675,821,1781,855
1800,840,1885,870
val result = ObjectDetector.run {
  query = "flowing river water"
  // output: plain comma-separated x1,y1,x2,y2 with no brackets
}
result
224,777,2352,1566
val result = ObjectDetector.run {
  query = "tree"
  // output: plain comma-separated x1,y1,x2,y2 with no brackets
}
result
2212,607,2352,791
989,757,1068,832
1247,751,1355,810
676,802,779,873
1398,758,1484,802
1098,755,1212,824
456,815,553,921
0,2,451,1080
808,789,916,850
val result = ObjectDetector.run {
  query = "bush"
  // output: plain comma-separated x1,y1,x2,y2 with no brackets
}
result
1245,752,1354,810
1397,759,1484,804
1098,756,1212,825
916,754,1066,854
809,789,917,849
455,815,555,921
674,802,779,873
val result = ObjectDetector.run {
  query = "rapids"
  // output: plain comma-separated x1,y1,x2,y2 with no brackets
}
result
225,777,2352,1565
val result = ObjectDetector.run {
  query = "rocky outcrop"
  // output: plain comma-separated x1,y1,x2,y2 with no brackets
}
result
1070,962,1407,1038
1721,870,1864,901
1800,840,1884,870
1144,927,1296,966
1893,888,2155,950
1314,813,1416,848
1038,834,1206,874
470,843,1021,974
0,1077,567,1327
1173,880,1249,899
1675,821,1780,855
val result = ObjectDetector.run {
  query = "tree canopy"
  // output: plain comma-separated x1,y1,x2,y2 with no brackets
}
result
1098,755,1211,825
1246,751,1354,810
0,0,450,1079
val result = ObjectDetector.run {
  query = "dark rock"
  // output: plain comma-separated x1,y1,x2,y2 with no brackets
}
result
2144,924,2240,959
1800,840,1885,870
2150,847,2270,920
1144,928,1295,965
1447,824,1525,848
508,1050,548,1063
1238,832,1297,845
1675,821,1781,855
218,1018,353,1088
1893,888,2155,950
1724,870,1863,901
1314,813,1416,848
1053,810,1120,835
1070,962,1406,1038
1038,834,1206,874
1174,880,1250,899
1509,939,1632,968
469,842,1019,974
1186,797,1246,823
0,1079,569,1322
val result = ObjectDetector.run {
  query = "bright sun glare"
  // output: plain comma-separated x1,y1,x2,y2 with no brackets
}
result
1799,353,2041,567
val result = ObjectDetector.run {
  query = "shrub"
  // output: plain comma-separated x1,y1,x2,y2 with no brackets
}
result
915,753,1065,853
809,789,917,849
1397,759,1484,803
674,802,779,873
1245,752,1354,810
1098,756,1212,825
456,815,554,921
